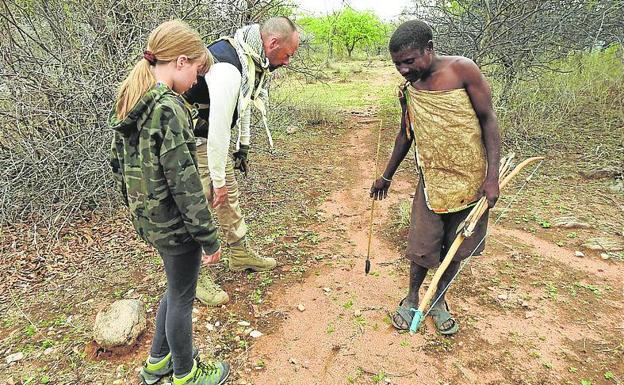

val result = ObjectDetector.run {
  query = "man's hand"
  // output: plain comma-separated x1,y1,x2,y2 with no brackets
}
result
370,177,392,200
202,247,221,265
233,144,250,176
479,178,500,208
212,185,228,208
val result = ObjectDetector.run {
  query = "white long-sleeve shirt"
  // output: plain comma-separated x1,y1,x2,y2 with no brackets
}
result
205,62,251,188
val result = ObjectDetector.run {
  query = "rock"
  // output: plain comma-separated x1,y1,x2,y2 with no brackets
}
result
93,299,146,348
600,253,611,260
288,357,298,365
297,304,306,312
5,352,24,364
323,287,331,293
574,251,585,258
610,179,624,194
521,301,530,308
206,323,215,332
244,328,253,335
250,330,263,338
552,217,592,229
579,167,621,180
353,309,362,317
497,294,508,301
582,237,624,252
525,311,536,319
286,125,298,134
237,321,251,327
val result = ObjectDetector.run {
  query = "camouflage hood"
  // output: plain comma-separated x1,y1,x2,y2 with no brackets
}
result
109,84,220,256
110,85,168,137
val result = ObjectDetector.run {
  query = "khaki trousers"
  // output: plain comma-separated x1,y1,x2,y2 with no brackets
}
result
196,141,247,245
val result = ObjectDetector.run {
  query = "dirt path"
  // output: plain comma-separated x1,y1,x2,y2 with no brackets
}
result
241,117,624,385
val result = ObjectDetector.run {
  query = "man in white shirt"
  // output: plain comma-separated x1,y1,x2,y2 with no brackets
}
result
184,17,300,306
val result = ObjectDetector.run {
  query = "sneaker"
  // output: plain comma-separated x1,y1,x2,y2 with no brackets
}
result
228,239,276,272
139,347,199,385
196,271,229,306
172,359,230,385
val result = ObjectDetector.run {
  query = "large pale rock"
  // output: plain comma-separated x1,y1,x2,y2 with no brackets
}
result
582,237,624,252
93,299,146,348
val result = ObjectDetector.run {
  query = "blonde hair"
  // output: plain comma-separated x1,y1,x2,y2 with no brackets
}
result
115,19,212,119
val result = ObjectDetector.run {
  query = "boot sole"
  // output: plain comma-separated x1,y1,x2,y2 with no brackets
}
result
196,295,230,307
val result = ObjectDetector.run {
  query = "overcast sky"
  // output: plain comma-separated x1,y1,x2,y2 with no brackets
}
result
292,0,412,21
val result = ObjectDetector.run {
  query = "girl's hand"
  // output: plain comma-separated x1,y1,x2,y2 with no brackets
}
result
202,247,221,265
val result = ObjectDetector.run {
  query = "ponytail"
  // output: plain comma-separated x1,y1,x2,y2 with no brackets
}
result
114,20,211,120
115,58,156,120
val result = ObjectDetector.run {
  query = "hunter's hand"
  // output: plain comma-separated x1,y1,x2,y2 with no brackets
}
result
370,177,391,200
212,185,228,208
233,144,249,176
479,178,500,208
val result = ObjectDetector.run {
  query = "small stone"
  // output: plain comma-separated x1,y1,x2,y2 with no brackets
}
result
297,304,305,312
574,251,585,258
582,237,624,252
192,308,199,314
43,347,54,355
192,317,198,323
5,352,24,364
525,311,535,319
552,217,592,229
600,253,610,260
323,287,331,293
497,294,508,301
215,321,221,327
244,328,253,335
353,309,362,317
238,321,251,327
288,357,298,365
250,330,263,338
521,301,530,308
206,323,215,332
286,125,298,134
302,360,310,369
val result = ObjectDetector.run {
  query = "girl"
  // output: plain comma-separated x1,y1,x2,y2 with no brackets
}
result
109,20,229,385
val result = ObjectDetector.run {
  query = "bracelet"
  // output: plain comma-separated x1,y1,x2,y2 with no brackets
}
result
381,175,392,182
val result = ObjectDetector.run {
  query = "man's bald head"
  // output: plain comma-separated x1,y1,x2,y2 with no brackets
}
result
260,17,300,70
261,17,297,42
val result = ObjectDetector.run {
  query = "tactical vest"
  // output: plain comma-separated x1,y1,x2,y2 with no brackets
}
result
183,39,243,138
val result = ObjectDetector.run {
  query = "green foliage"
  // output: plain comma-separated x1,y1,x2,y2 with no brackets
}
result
333,8,384,57
299,7,390,59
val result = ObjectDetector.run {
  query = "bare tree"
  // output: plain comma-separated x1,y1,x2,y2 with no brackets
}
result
0,0,293,229
406,0,624,91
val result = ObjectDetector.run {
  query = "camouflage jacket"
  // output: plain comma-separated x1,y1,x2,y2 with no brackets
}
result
109,83,220,256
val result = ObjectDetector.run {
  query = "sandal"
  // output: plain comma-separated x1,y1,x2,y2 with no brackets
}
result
429,301,459,335
390,298,417,331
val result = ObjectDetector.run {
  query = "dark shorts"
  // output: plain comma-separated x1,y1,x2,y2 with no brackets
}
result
405,181,489,268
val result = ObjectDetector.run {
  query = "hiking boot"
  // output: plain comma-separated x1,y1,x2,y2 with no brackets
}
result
139,347,199,385
172,359,230,385
196,271,229,306
228,239,276,272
